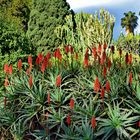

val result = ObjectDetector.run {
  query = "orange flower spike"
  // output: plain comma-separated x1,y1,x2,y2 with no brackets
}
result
46,52,51,60
125,53,129,64
18,59,22,71
103,66,107,78
28,55,32,65
84,48,89,66
108,58,112,71
94,77,100,93
70,98,74,109
75,53,78,60
41,62,46,73
84,57,88,67
106,80,110,92
69,45,74,54
92,47,97,60
29,75,33,88
38,53,43,63
91,116,96,129
100,51,106,65
36,57,40,65
129,71,132,85
56,74,61,87
4,64,9,74
9,64,13,75
101,87,105,101
119,48,122,56
98,44,102,56
66,113,71,126
65,45,69,54
103,43,107,51
111,45,115,53
129,54,132,64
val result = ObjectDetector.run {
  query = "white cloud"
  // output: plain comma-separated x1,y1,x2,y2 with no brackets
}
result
67,0,131,9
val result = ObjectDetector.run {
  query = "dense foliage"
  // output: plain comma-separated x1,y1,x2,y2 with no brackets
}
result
27,0,73,52
116,33,140,55
0,14,33,89
0,0,32,31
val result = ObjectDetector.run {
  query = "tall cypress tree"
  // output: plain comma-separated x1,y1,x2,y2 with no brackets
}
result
27,0,73,51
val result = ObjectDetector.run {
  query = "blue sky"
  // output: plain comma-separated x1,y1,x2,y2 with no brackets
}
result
67,0,140,39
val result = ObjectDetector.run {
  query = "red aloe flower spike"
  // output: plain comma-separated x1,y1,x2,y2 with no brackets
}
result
102,51,106,60
54,50,57,58
48,92,50,104
106,80,110,92
29,75,33,88
46,52,51,60
41,62,46,73
129,54,132,64
56,74,61,87
36,57,40,65
38,53,43,63
28,55,32,65
119,48,122,56
75,53,78,60
4,64,9,74
108,58,112,71
101,87,105,101
94,77,100,93
92,47,97,59
65,45,69,54
98,44,102,55
111,45,115,53
103,66,107,78
69,45,74,54
129,71,132,85
103,43,107,50
18,59,22,71
91,116,96,129
66,113,71,126
9,64,12,75
4,76,9,87
54,48,62,61
84,57,88,67
70,98,74,109
125,53,129,64
4,97,7,109
100,51,106,65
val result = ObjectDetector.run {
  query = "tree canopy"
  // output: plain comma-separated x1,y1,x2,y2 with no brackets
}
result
121,11,138,35
27,0,74,51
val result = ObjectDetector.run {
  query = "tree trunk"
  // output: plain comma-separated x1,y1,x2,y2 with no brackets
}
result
125,28,134,35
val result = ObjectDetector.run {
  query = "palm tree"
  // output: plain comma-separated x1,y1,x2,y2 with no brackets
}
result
121,11,138,35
